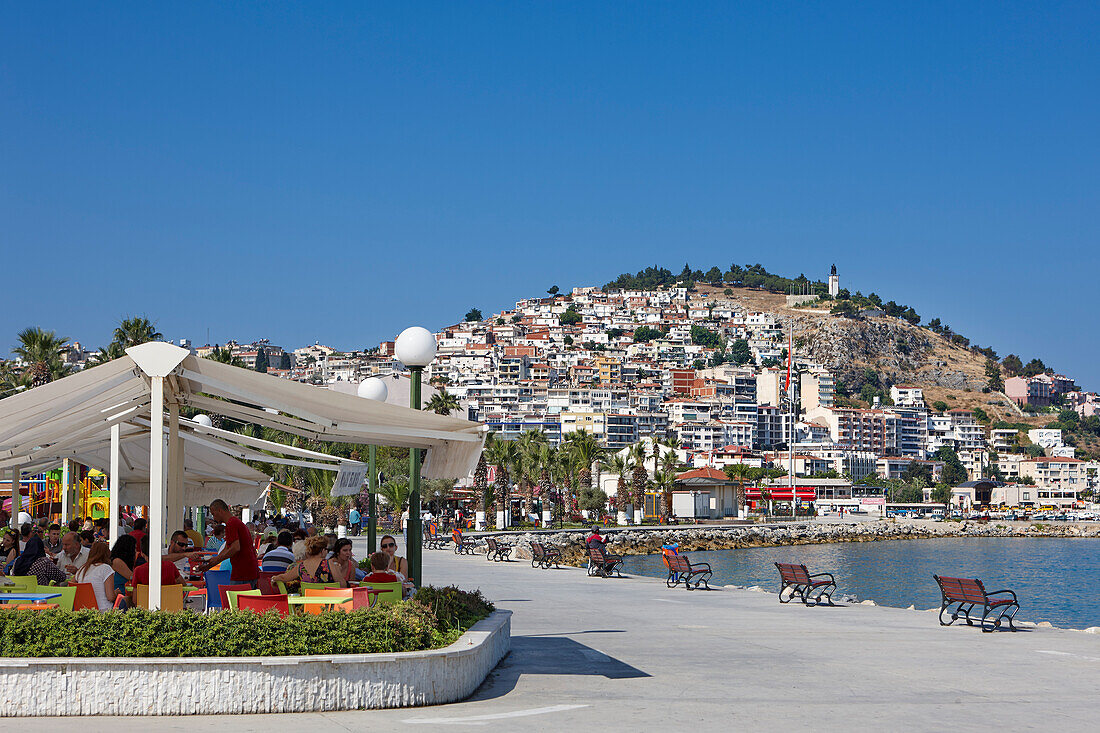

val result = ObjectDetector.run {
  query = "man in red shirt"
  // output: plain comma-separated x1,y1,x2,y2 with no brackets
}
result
196,499,259,587
131,535,183,587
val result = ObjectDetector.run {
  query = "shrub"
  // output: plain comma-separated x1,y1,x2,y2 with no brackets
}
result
0,587,493,658
413,585,494,631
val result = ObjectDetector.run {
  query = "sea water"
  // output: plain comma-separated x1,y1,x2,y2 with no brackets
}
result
620,537,1100,628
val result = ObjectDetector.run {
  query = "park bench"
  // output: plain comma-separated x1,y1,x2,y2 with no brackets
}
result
530,541,561,569
775,562,836,606
587,546,623,578
665,553,712,591
933,575,1020,632
452,529,476,555
484,537,512,562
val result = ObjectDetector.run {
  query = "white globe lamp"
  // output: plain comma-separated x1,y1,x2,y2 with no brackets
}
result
193,414,213,428
357,377,389,402
394,326,437,367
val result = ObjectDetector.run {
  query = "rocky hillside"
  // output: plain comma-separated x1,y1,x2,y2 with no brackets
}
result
693,284,1032,423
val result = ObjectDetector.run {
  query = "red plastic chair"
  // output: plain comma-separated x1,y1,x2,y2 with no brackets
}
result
257,570,280,595
219,583,254,610
237,593,290,618
69,582,99,610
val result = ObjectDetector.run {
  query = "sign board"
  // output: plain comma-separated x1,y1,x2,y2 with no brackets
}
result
860,497,885,506
331,464,368,497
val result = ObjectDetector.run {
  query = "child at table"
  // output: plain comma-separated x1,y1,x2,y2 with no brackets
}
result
361,552,401,584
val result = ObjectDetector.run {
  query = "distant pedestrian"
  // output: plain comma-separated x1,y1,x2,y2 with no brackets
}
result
349,506,361,536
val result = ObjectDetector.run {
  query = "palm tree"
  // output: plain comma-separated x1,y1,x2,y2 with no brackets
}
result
425,388,461,416
723,463,751,518
112,316,162,348
514,430,547,522
653,467,676,521
483,433,516,526
87,341,125,367
473,454,490,514
563,429,603,494
377,476,411,512
630,443,649,522
535,442,555,523
660,450,680,520
13,327,70,386
601,453,632,519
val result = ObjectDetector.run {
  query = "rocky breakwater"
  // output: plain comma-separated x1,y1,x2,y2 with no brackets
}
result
478,521,1100,566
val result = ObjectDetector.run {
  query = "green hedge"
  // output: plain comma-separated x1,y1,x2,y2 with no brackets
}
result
0,586,493,658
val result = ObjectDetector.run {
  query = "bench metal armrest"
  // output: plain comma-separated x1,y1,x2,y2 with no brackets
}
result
986,589,1017,601
692,562,712,572
809,572,835,582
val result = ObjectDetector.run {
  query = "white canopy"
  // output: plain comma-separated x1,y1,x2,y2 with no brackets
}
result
0,342,485,608
0,342,484,479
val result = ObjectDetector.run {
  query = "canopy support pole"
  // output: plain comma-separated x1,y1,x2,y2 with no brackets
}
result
167,404,182,538
61,458,71,524
109,424,120,546
9,467,20,529
408,366,423,588
148,376,165,610
367,444,377,554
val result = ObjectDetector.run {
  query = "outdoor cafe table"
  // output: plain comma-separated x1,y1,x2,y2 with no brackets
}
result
0,592,63,602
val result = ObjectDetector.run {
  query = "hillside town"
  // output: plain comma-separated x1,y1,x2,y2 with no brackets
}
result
41,269,1082,518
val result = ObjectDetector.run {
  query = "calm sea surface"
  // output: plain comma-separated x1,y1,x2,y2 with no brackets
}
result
620,537,1100,628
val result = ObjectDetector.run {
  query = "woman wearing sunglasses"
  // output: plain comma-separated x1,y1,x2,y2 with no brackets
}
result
379,534,414,589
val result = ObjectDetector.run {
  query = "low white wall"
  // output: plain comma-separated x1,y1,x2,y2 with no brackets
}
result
0,609,510,716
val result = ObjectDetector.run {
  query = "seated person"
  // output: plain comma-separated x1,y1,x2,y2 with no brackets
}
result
129,535,187,589
361,551,400,584
11,535,67,586
271,535,347,590
585,526,622,570
260,531,296,572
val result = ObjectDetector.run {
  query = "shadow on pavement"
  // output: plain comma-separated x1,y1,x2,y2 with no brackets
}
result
467,635,650,701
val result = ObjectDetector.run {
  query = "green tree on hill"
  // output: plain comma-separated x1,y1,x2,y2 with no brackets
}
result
935,447,969,486
559,306,582,326
985,359,1004,392
464,308,483,322
1002,354,1023,376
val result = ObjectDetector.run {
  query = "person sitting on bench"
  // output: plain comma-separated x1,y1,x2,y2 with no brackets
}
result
586,526,622,572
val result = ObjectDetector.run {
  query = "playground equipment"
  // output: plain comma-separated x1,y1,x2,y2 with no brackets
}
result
1,463,109,522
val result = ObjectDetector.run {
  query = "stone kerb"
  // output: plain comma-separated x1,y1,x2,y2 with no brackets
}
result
0,610,511,716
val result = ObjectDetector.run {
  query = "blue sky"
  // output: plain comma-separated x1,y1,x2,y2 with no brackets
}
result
2,3,1098,387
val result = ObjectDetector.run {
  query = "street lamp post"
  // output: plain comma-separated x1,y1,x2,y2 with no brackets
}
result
357,377,389,554
395,326,437,589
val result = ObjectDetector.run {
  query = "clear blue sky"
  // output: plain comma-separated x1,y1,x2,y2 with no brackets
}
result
3,3,1098,387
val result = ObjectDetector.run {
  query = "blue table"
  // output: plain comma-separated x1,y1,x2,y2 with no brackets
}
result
1,592,62,602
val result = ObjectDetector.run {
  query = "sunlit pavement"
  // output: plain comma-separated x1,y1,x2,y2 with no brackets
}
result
23,541,1100,732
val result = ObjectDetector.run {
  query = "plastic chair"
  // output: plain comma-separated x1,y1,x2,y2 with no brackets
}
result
70,582,99,610
300,582,342,590
351,586,375,609
238,593,290,618
302,587,354,614
1,576,37,593
46,584,76,611
257,570,280,595
202,569,232,609
361,581,403,606
275,580,290,595
219,583,253,610
15,603,59,611
134,584,185,611
226,588,261,611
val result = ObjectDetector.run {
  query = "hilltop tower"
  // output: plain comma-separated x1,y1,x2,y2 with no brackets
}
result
828,264,839,297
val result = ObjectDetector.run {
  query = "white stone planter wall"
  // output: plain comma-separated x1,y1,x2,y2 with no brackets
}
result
0,610,511,716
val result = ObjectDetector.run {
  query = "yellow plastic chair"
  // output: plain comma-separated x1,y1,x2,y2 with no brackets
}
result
361,581,403,606
226,588,261,611
134,584,185,611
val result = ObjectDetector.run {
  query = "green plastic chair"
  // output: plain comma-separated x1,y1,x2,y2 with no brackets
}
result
300,582,342,590
226,588,261,611
362,581,403,606
276,580,289,595
1,576,38,604
43,584,76,611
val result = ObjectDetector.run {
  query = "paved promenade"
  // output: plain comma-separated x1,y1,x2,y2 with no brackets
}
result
26,540,1100,731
